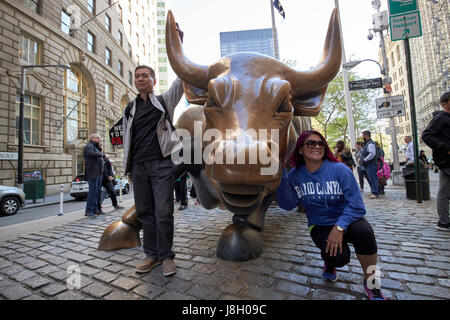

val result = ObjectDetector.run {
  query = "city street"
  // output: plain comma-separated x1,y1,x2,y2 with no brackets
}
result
0,175,448,301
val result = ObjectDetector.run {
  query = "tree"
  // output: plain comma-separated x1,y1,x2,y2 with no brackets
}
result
312,71,379,147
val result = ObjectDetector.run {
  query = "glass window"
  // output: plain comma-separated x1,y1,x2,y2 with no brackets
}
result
128,71,133,85
105,82,113,102
105,14,111,32
15,93,41,145
105,47,111,65
64,67,89,143
87,0,95,14
24,0,40,14
127,44,132,58
118,60,123,77
19,34,40,64
87,31,95,52
117,30,123,46
61,10,71,35
128,20,132,36
118,5,123,22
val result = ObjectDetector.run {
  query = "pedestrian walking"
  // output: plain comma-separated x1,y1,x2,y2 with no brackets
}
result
361,130,379,199
174,172,188,210
98,154,124,211
375,142,386,196
404,136,414,163
276,130,387,300
335,140,355,170
82,133,104,217
355,141,366,191
122,24,184,277
421,91,450,231
419,150,429,166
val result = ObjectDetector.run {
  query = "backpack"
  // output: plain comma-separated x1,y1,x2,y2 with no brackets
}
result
377,157,391,180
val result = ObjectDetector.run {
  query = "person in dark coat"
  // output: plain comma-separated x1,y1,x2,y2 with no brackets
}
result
422,91,450,231
98,154,124,211
82,133,104,217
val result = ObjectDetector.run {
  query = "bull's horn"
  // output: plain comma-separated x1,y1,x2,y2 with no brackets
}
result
285,8,342,96
166,10,209,89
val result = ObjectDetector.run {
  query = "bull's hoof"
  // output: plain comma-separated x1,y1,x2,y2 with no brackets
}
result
98,221,141,251
216,224,263,261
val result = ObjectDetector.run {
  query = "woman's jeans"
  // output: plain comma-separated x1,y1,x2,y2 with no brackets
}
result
86,177,102,214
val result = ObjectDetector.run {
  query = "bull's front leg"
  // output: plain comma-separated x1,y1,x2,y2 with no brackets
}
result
216,192,276,261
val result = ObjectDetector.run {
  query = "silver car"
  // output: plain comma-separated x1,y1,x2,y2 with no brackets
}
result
0,185,26,216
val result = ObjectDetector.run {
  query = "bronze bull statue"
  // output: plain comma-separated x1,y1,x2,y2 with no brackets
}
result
98,9,342,261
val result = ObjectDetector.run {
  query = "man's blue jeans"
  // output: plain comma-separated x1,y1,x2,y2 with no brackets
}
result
86,177,102,214
363,162,379,196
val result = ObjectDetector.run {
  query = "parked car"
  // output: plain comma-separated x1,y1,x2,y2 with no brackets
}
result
70,175,89,200
0,185,26,216
70,176,130,201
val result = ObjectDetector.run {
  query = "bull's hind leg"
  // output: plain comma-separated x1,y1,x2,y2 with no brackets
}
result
216,193,276,261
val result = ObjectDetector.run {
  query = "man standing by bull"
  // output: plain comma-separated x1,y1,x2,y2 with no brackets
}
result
360,130,379,199
122,26,184,277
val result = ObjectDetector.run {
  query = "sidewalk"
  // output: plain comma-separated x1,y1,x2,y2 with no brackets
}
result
24,192,76,209
0,185,449,300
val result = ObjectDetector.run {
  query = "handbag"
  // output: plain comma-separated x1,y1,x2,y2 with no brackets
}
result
378,176,387,186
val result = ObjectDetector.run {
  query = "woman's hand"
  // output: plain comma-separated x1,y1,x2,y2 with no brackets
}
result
326,226,343,257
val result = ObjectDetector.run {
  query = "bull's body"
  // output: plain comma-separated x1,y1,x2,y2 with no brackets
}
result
98,10,342,261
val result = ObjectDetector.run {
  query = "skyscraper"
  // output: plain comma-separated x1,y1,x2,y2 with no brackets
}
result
220,28,275,58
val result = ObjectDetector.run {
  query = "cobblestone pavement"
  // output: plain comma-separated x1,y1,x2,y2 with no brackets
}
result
0,186,449,300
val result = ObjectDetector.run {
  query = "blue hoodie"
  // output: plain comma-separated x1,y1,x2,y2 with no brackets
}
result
276,159,366,231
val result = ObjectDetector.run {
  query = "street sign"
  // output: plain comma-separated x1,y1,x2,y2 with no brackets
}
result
376,95,406,119
0,152,18,160
348,78,383,91
388,0,418,15
390,11,422,41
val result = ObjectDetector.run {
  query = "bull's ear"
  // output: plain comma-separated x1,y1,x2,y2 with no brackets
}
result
292,86,327,117
183,82,208,105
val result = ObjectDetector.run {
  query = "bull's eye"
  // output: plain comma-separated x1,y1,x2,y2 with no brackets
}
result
275,97,292,114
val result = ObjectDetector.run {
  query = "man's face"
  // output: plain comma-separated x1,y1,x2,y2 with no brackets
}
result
362,133,368,141
404,137,411,144
91,136,100,143
441,100,450,113
134,68,155,94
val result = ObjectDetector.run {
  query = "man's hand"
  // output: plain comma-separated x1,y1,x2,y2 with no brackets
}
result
325,226,343,257
108,176,113,182
127,174,132,184
176,22,184,43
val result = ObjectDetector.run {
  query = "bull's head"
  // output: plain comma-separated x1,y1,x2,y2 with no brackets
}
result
167,10,341,223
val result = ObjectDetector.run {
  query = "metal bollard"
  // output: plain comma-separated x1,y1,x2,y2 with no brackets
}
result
58,184,64,216
119,180,123,203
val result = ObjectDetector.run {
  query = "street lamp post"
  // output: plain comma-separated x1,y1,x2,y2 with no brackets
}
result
17,64,70,189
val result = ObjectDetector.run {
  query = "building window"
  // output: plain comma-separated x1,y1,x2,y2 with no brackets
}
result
105,47,111,66
15,93,41,145
87,0,95,14
105,82,113,102
128,20,132,36
61,10,71,35
127,44,132,58
118,60,123,77
87,31,95,52
118,5,123,23
24,0,40,14
64,67,89,143
105,14,111,33
128,71,133,85
19,34,40,64
136,33,140,47
396,46,401,62
104,118,113,152
117,30,123,46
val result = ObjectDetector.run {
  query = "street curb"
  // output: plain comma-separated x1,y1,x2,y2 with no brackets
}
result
24,198,77,209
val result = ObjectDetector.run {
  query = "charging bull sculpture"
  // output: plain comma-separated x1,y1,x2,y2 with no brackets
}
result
98,9,342,261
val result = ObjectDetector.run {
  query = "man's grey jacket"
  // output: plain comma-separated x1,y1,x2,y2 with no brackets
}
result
122,78,184,175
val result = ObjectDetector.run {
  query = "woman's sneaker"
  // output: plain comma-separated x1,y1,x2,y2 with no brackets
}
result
364,280,388,300
436,221,450,231
322,263,338,282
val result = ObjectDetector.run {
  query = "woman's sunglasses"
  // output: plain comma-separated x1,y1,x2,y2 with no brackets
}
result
303,140,326,149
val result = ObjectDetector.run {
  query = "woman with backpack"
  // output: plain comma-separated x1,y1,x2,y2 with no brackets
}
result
375,142,387,195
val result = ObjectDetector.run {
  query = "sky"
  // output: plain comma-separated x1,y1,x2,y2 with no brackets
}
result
165,0,390,121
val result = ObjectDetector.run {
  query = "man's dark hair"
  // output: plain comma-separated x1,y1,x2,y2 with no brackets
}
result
440,91,450,103
356,141,364,146
362,130,371,137
135,65,155,78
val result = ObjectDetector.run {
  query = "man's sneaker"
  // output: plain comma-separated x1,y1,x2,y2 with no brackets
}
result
178,205,187,210
364,280,388,300
436,221,450,231
114,205,124,210
162,258,176,277
84,212,95,217
95,210,105,215
369,194,378,199
322,263,338,282
135,258,161,274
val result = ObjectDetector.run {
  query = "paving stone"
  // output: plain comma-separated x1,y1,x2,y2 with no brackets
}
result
406,283,450,299
0,260,12,269
109,254,133,264
415,267,447,277
242,286,285,300
174,269,197,282
10,270,37,282
273,271,308,285
23,260,48,270
104,264,125,273
48,270,70,282
0,285,33,300
22,294,45,300
311,289,356,300
310,278,348,291
22,276,52,289
13,256,35,265
424,261,450,270
93,271,117,284
239,271,274,288
156,291,196,300
387,272,435,284
274,280,310,297
60,251,93,263
111,277,140,291
141,273,172,286
186,284,221,300
134,283,166,299
380,256,425,266
103,291,144,300
81,283,113,298
395,292,437,300
176,260,195,270
293,265,322,278
55,291,87,300
40,284,67,297
437,279,450,288
379,263,416,274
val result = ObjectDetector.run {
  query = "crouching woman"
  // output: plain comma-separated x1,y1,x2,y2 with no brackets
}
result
276,130,387,300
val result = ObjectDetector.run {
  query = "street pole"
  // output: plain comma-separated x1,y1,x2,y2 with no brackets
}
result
18,67,26,189
404,37,422,203
270,0,280,60
334,0,356,152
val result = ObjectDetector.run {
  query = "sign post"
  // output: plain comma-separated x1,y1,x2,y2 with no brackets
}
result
348,78,383,91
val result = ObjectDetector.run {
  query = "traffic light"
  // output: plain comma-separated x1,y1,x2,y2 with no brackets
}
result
384,82,392,94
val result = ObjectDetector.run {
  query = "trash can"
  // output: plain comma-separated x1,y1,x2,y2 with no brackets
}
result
23,179,46,203
402,165,430,200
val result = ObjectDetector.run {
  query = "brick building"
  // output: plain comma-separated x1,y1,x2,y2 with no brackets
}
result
0,0,165,194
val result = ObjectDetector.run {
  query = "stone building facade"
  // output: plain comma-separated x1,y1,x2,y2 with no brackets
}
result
0,0,164,194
